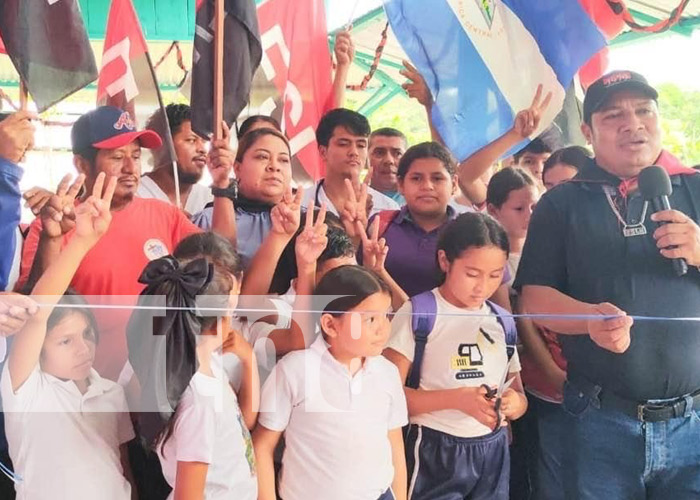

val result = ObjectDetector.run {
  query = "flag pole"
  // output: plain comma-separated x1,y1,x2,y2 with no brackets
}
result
19,80,28,111
145,50,182,209
213,0,224,142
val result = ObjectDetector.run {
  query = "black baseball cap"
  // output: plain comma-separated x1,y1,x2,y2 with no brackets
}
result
583,70,658,124
71,106,162,155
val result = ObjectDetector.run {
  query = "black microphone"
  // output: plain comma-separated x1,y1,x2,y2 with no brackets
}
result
638,165,688,276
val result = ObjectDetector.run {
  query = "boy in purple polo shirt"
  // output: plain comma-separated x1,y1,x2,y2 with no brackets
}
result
370,142,511,299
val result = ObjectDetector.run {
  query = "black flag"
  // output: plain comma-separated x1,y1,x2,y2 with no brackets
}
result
190,0,262,138
0,0,97,112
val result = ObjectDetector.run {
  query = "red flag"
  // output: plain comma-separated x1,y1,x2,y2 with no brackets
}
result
255,0,334,180
97,0,178,186
97,0,156,122
578,0,626,89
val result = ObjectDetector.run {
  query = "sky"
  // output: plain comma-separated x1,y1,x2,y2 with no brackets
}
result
608,30,700,91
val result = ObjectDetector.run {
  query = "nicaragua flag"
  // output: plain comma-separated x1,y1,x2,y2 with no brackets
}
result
383,0,607,161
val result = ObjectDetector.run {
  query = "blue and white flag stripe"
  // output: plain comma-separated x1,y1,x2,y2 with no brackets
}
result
383,0,607,161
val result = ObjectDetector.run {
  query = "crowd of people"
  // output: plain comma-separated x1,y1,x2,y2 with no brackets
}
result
0,51,700,500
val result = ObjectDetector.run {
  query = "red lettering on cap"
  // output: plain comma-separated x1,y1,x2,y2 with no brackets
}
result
113,112,135,131
603,72,632,87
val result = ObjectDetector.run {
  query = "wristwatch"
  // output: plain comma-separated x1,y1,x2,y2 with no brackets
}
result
211,179,238,201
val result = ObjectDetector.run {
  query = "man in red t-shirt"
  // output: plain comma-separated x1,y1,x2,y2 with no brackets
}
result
19,107,232,380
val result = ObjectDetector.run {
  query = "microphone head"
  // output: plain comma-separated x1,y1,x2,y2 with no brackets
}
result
638,165,672,200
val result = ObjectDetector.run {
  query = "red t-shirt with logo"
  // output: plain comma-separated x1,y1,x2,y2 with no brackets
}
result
19,197,200,381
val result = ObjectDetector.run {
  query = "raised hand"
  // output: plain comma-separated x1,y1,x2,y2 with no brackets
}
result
0,293,38,337
73,172,116,245
400,60,433,108
271,187,303,238
0,110,36,163
511,84,553,139
209,121,235,189
340,176,369,242
334,29,355,67
221,329,254,363
360,216,389,273
23,186,54,216
295,199,328,270
40,173,86,239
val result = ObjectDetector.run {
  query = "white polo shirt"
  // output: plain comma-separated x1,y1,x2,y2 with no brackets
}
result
157,352,257,500
258,336,408,500
302,180,400,218
137,175,213,215
0,365,134,500
386,288,521,438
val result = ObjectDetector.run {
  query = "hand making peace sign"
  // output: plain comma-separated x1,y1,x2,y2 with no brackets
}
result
295,199,329,270
271,187,304,238
511,84,553,139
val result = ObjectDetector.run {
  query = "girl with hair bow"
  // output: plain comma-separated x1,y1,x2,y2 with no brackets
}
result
127,232,259,500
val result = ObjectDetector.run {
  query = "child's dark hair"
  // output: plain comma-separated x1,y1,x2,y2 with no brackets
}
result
238,114,282,139
513,137,552,163
486,167,536,208
316,108,371,147
46,290,99,343
174,232,243,280
319,226,356,267
313,265,390,333
436,213,509,283
542,145,592,177
397,141,455,179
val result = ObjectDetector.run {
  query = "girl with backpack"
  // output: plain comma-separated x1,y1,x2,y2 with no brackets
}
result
383,212,527,500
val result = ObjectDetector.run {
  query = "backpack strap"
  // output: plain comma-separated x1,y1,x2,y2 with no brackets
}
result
406,291,438,389
375,209,400,239
486,300,518,361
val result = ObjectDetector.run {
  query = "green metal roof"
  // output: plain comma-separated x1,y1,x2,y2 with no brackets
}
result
78,0,196,40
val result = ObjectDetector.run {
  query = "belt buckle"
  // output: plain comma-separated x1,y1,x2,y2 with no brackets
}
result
637,404,646,422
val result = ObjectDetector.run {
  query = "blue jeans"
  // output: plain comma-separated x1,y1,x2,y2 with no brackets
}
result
561,381,700,500
531,397,566,500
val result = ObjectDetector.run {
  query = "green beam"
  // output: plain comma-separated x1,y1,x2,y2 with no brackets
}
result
359,86,403,117
352,57,402,92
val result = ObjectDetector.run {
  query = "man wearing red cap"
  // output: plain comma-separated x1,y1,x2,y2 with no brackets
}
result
515,71,700,498
18,107,210,381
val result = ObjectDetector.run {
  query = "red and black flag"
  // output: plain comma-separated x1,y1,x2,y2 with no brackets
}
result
97,0,160,125
97,0,180,202
190,0,262,138
0,0,97,112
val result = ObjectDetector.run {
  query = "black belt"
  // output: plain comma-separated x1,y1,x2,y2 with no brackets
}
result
602,389,700,423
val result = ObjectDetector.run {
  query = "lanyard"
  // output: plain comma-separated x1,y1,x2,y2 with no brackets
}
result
602,185,649,237
314,179,325,208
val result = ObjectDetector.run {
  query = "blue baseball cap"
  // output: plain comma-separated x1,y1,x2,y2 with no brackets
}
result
71,106,162,155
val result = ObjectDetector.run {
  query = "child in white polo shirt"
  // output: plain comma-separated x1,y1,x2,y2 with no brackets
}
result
1,175,136,500
384,213,529,500
254,265,408,500
126,232,259,500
